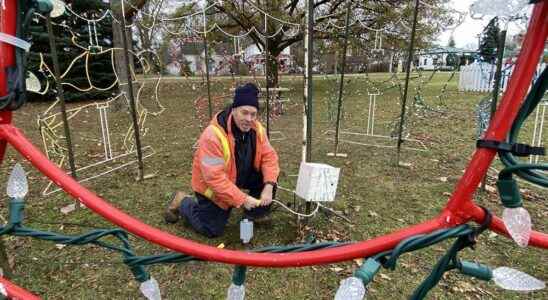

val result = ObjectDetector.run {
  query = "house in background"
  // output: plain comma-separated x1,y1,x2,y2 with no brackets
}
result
180,41,204,74
163,37,295,76
162,39,203,76
210,42,237,75
242,44,293,74
164,40,238,76
415,46,476,71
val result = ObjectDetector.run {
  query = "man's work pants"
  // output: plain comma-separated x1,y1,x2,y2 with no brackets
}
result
179,176,275,238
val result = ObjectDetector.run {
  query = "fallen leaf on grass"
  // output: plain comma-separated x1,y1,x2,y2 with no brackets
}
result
439,177,448,182
330,267,344,273
354,258,364,266
60,203,87,214
379,273,391,281
484,185,496,193
368,210,379,218
60,204,76,214
8,256,15,269
399,162,413,168
433,246,445,252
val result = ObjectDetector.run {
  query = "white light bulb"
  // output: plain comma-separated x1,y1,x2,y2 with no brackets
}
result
226,283,245,300
7,163,28,199
334,277,366,300
492,267,545,291
502,207,531,247
26,72,42,93
139,277,161,300
50,0,66,18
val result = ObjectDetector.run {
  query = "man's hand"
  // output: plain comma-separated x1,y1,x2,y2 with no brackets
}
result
259,184,274,206
243,195,261,210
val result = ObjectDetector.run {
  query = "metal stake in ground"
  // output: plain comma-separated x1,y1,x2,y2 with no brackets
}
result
46,15,79,205
203,10,213,120
304,0,314,163
303,0,315,219
396,0,420,166
265,18,271,138
328,2,351,158
489,30,507,126
120,1,144,181
482,29,508,190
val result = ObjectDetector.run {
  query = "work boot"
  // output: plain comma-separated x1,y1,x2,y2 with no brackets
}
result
163,191,187,224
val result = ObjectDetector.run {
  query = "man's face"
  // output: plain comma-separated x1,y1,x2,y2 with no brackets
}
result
232,105,258,132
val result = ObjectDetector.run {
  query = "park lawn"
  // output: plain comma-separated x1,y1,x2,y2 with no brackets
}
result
0,72,546,299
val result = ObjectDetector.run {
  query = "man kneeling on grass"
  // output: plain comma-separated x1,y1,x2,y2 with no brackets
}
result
164,83,280,238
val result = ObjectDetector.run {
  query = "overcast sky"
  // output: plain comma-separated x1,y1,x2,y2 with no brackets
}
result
436,0,531,49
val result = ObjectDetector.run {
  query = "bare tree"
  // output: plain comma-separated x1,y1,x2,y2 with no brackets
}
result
134,0,166,72
210,0,456,87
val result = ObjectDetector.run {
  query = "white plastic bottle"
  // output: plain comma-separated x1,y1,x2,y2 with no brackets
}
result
240,219,253,244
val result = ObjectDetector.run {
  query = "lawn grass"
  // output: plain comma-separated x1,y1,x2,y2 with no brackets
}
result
0,71,546,299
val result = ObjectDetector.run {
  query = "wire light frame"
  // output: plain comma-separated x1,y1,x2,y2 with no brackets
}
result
32,11,165,195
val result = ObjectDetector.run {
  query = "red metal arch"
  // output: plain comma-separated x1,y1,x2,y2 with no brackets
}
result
0,277,40,300
0,0,547,298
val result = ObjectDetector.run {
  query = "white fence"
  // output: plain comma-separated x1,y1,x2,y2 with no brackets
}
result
459,62,546,92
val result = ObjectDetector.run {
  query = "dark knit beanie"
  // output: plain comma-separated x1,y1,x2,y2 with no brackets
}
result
232,83,259,110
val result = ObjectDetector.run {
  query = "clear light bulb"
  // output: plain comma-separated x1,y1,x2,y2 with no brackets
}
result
492,267,546,291
7,163,28,199
26,72,42,93
334,277,366,300
226,283,245,300
470,0,529,18
502,207,531,247
50,0,66,18
140,277,161,300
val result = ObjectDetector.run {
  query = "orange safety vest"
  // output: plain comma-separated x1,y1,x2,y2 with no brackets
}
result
202,121,265,199
191,111,278,210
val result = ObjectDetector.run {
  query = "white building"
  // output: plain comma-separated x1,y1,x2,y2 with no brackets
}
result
415,47,473,71
242,44,292,74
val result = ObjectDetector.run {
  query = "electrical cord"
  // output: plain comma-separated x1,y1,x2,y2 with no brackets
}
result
499,66,548,187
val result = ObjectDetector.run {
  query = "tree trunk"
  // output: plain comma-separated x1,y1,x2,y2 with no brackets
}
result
265,44,281,89
266,57,279,88
111,1,135,111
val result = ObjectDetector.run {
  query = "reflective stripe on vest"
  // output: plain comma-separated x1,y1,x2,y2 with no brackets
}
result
255,122,265,143
210,125,231,168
